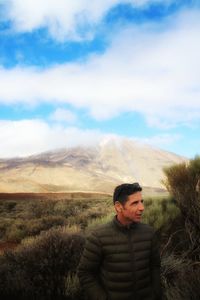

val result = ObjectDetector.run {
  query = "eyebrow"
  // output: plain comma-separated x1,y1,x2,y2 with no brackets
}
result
131,199,144,204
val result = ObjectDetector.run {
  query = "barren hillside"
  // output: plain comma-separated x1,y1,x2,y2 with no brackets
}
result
0,137,187,193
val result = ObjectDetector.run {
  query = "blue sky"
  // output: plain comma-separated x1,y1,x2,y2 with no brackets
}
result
0,0,200,158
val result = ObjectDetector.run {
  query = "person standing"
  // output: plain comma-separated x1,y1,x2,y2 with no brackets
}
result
78,182,162,300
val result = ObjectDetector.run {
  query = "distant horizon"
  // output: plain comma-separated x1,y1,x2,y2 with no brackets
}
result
0,0,200,159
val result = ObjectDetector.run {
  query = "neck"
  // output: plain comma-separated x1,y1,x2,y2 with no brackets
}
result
116,214,133,226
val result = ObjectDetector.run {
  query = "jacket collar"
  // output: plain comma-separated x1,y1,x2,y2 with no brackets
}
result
112,215,138,231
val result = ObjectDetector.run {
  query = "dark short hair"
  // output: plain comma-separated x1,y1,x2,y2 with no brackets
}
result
113,182,142,205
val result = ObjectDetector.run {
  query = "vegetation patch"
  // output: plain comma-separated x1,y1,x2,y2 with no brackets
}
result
0,156,200,299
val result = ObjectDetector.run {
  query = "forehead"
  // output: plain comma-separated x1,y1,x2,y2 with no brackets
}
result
126,191,142,203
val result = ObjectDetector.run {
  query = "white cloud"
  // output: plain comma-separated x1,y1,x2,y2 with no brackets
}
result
4,0,174,41
137,133,181,148
0,119,106,158
0,9,200,127
0,119,180,158
50,108,77,123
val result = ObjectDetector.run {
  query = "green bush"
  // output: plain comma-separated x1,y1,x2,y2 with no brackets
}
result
0,218,13,240
142,197,180,230
0,195,113,242
5,219,27,242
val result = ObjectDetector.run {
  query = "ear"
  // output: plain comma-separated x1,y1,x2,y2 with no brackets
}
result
114,201,123,213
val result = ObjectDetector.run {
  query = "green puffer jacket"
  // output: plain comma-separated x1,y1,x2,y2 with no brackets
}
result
78,216,162,300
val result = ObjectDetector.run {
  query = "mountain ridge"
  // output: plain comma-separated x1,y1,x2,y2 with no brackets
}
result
0,137,188,193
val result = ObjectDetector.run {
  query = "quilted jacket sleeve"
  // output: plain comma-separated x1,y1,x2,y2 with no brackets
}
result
150,232,162,300
77,232,108,300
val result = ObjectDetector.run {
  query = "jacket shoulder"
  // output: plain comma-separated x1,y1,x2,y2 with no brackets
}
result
86,221,115,239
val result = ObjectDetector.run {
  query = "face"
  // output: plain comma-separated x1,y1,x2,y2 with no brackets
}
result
115,191,144,225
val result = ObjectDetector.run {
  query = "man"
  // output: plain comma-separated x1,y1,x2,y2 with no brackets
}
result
78,183,162,300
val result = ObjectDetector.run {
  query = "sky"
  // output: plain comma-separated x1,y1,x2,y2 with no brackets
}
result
0,0,200,159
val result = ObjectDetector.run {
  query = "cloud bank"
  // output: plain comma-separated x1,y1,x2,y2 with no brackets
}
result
0,9,200,127
4,0,173,40
0,2,199,158
0,119,179,158
50,108,77,123
0,120,106,158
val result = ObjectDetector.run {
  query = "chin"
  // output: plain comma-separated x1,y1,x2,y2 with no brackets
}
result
134,217,142,222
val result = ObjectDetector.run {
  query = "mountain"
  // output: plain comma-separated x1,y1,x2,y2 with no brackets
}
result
0,137,187,194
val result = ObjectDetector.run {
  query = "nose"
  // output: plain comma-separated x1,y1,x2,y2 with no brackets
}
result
139,202,144,211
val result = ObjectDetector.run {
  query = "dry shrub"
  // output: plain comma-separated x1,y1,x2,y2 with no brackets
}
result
0,227,85,300
161,252,200,300
163,156,200,260
161,156,200,299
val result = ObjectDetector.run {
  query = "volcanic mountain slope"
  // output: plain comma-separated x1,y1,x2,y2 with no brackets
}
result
0,137,187,193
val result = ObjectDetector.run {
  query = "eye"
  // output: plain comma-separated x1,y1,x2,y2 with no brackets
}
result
131,200,144,206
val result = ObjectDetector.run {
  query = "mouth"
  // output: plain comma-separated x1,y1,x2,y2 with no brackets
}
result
136,214,142,219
